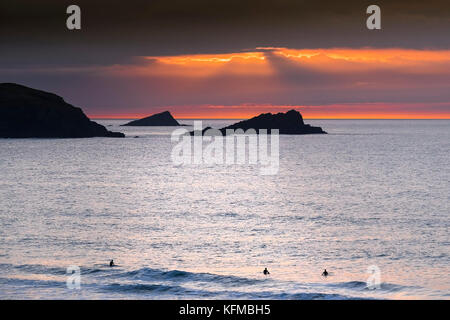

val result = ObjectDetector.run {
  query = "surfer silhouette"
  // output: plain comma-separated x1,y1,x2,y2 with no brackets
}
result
322,269,328,277
109,260,115,267
263,268,270,275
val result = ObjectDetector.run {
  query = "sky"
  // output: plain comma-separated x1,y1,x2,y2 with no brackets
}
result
1,0,450,119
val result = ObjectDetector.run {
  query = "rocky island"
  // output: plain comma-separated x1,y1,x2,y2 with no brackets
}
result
0,83,124,138
122,111,183,126
191,110,327,135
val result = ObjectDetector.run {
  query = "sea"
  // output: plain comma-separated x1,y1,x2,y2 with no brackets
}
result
0,119,449,299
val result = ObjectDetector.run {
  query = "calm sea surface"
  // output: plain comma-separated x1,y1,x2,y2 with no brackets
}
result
0,120,449,299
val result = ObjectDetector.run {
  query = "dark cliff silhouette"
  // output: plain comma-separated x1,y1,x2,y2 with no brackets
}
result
0,83,124,138
190,110,326,135
122,111,182,126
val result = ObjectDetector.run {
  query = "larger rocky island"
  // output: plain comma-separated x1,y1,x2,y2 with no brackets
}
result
0,83,124,138
222,110,326,134
191,109,327,135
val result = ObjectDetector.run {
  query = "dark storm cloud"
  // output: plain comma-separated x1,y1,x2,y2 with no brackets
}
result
1,0,450,68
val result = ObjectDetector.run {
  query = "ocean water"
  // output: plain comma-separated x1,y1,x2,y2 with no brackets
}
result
0,119,448,300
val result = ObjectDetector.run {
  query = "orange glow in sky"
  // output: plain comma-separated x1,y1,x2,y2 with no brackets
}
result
89,47,450,119
89,103,450,120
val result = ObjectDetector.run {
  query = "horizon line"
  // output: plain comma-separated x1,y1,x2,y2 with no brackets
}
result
90,117,450,120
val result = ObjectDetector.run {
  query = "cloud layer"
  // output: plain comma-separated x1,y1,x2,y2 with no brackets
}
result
3,48,449,118
1,1,449,118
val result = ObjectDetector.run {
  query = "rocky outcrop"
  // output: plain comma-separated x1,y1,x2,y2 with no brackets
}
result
122,111,181,126
0,83,124,138
221,110,326,134
190,110,326,135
